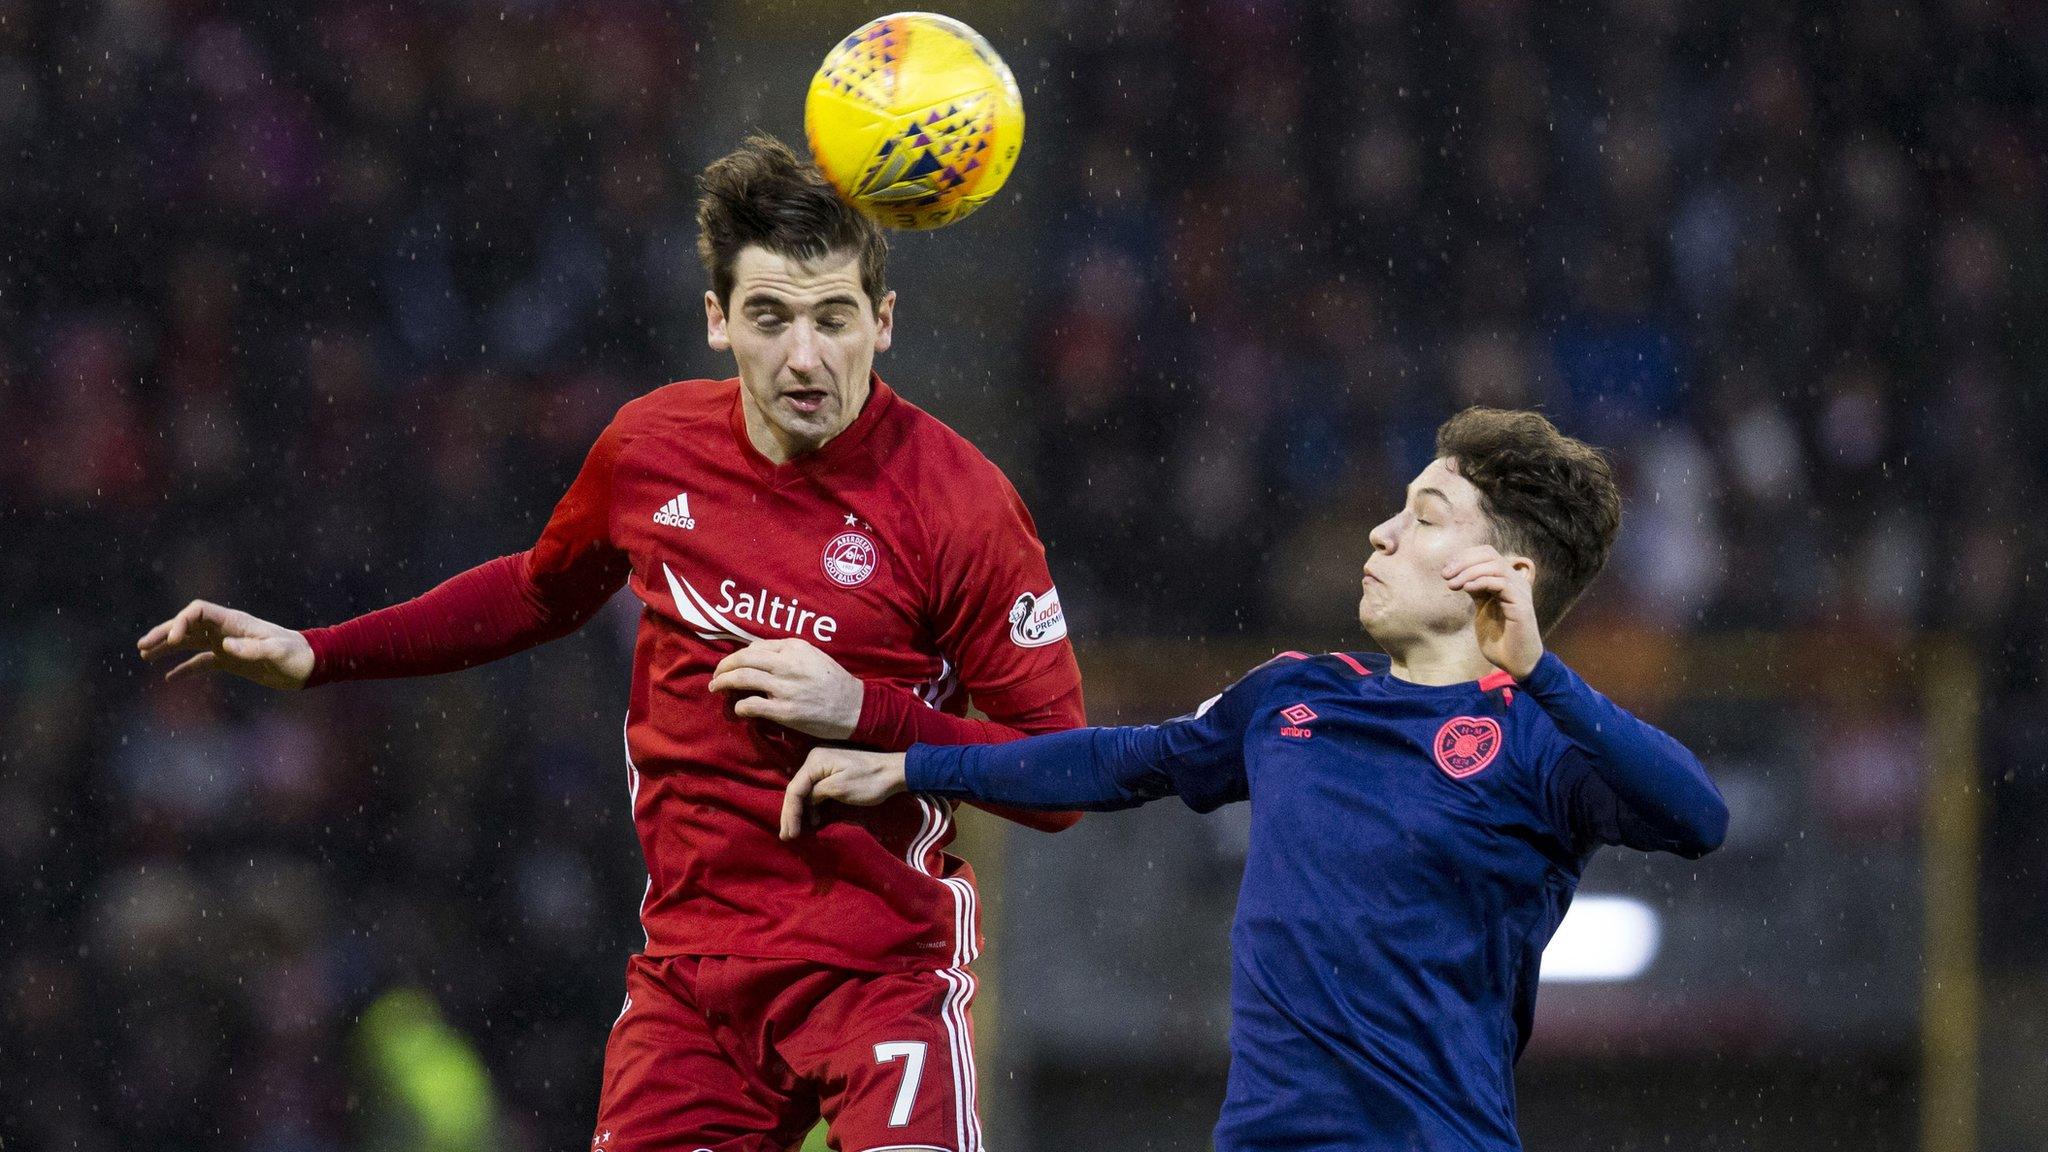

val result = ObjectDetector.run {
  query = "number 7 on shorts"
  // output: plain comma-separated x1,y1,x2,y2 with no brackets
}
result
873,1041,928,1128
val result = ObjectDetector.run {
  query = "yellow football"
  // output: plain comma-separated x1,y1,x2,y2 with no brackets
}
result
804,12,1025,231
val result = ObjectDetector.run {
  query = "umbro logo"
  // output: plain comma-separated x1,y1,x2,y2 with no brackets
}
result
653,492,696,530
1279,703,1316,739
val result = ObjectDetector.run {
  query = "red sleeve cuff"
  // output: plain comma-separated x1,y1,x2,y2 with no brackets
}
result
854,681,1012,751
301,625,340,688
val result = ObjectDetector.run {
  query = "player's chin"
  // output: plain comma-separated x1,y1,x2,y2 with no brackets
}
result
1356,594,1384,632
1357,584,1391,621
772,399,842,439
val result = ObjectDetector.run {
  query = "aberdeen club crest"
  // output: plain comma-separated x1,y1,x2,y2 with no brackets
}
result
822,531,878,587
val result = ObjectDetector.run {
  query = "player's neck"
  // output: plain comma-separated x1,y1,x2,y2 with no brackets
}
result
742,401,811,465
1383,634,1494,687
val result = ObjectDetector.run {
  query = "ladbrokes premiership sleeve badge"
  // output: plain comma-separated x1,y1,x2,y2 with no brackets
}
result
1007,587,1067,648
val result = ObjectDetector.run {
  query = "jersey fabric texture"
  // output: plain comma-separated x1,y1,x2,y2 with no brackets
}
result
905,650,1726,1152
304,374,1086,971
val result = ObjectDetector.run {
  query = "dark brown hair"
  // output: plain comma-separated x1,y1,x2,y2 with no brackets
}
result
696,134,888,312
1435,407,1622,630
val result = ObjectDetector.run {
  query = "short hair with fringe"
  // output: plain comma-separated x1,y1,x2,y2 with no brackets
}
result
696,134,888,312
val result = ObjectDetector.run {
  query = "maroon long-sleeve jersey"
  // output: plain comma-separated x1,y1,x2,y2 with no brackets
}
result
304,375,1084,972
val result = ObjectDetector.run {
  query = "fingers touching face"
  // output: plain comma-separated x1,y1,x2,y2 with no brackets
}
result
1359,459,1515,638
1442,546,1534,597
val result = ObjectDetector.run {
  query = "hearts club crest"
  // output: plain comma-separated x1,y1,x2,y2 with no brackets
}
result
1433,716,1502,779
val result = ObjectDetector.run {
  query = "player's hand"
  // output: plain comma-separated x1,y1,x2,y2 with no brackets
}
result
1444,545,1544,680
708,638,865,740
136,600,315,691
781,748,909,839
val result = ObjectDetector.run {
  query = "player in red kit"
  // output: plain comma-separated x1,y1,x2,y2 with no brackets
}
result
136,136,1083,1152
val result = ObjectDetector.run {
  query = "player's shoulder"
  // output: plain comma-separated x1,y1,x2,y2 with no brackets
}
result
864,382,1030,537
1240,649,1386,691
868,381,1015,488
609,377,737,439
1453,668,1566,770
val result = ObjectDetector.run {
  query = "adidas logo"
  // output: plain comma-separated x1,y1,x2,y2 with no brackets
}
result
653,492,696,530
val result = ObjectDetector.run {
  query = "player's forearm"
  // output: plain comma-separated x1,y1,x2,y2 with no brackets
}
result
1520,652,1728,853
858,682,1089,831
304,551,603,685
853,681,1036,748
905,725,1174,811
854,680,1093,750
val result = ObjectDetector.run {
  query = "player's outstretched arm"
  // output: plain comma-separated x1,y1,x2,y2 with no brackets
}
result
145,417,629,691
709,638,1083,750
137,600,314,691
783,683,1262,839
781,730,1155,840
710,637,1087,833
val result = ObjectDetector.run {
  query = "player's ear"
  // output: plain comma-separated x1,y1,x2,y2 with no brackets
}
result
871,290,896,354
705,290,731,352
1509,554,1537,582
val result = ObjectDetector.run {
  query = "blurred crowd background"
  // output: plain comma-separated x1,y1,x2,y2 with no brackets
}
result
3,1,2043,1150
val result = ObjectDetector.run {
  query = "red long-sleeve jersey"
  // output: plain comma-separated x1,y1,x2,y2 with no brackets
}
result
304,376,1085,972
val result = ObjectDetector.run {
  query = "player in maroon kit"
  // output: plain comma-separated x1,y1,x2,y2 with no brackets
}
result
136,136,1082,1152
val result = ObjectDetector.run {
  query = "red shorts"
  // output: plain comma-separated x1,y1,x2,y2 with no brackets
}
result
592,954,983,1152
